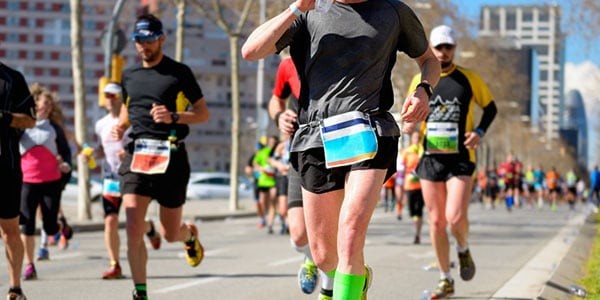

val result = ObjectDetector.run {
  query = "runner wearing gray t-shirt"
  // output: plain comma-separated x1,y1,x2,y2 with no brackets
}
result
242,1,440,298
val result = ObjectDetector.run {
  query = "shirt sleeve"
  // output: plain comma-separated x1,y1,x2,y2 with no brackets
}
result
180,64,203,104
396,2,429,59
272,59,292,99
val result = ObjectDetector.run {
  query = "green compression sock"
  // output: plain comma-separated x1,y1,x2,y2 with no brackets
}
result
134,284,148,300
333,271,365,300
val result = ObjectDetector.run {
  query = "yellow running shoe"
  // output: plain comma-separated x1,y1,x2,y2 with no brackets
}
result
183,223,204,267
361,265,373,300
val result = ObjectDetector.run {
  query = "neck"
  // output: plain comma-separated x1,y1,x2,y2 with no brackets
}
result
143,52,163,68
441,62,454,73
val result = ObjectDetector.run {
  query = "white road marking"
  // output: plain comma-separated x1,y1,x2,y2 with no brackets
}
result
267,255,303,267
155,277,224,293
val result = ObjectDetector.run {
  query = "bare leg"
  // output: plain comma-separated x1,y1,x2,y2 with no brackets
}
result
0,217,24,288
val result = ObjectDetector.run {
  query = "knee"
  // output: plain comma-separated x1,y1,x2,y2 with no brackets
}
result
162,230,179,243
428,216,447,233
105,214,119,228
310,245,337,272
288,225,308,246
446,212,466,228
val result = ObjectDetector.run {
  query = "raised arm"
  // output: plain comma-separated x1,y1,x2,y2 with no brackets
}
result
241,0,314,61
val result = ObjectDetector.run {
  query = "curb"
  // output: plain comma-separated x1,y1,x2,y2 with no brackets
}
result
537,212,598,299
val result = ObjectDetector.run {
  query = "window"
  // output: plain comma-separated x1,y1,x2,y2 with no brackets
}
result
506,10,517,30
490,10,500,31
539,10,550,22
522,11,533,21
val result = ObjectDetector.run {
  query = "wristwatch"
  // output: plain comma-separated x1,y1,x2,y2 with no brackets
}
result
416,82,434,98
171,112,180,124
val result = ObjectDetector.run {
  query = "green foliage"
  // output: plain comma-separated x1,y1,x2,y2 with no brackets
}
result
578,213,600,298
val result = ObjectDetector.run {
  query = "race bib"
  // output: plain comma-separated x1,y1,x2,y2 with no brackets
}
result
320,111,378,169
130,139,171,174
426,122,459,154
102,178,121,197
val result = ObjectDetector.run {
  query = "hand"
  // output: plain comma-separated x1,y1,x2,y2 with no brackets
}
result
150,103,173,124
111,124,126,141
295,0,316,11
117,148,126,161
401,89,429,122
59,162,71,173
278,109,298,136
464,131,480,149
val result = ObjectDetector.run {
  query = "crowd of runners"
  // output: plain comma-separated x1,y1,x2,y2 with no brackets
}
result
1,1,598,300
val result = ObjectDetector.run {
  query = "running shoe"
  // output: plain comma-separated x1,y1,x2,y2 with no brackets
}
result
48,233,59,246
146,220,162,250
183,223,204,267
102,263,124,279
297,259,318,294
430,278,454,299
60,217,74,240
58,234,68,250
361,265,373,300
318,289,333,300
458,249,476,281
413,235,421,245
132,290,147,300
36,248,49,261
6,292,27,300
22,264,36,281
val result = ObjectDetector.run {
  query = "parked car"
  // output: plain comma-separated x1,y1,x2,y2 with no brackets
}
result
187,172,253,200
62,171,103,202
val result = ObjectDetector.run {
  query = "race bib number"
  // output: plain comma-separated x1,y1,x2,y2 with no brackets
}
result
426,122,459,154
130,139,171,174
102,178,121,197
320,111,378,169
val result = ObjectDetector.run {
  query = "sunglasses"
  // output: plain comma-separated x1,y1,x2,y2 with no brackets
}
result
434,44,455,51
132,35,160,44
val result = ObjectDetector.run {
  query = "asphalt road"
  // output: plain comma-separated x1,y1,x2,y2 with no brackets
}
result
0,202,590,300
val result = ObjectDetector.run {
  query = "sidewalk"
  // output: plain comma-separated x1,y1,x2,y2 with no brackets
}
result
61,197,257,232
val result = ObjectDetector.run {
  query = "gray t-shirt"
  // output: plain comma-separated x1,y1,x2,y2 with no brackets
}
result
276,0,428,152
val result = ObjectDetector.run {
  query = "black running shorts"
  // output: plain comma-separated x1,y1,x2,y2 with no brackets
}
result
287,166,303,209
0,168,22,219
119,143,190,208
291,136,398,194
416,155,475,182
406,189,424,217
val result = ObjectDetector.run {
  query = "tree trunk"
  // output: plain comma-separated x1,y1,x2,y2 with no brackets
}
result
70,0,91,220
229,35,240,211
174,0,186,62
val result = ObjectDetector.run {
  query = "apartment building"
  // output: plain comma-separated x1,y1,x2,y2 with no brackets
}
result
0,0,278,172
478,4,565,141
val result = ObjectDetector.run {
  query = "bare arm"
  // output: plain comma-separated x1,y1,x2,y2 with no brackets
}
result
111,103,129,141
401,47,440,123
268,94,297,136
241,0,314,61
150,97,210,125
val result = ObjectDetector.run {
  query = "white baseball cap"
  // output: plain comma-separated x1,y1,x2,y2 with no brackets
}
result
103,82,122,95
430,25,456,47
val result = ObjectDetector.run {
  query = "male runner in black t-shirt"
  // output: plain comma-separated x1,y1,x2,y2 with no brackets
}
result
0,61,36,300
111,14,210,300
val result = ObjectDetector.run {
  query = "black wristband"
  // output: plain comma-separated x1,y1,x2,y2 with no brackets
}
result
0,110,13,128
274,111,283,128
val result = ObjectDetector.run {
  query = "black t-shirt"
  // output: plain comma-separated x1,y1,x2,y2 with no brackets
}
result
0,63,35,169
121,55,203,140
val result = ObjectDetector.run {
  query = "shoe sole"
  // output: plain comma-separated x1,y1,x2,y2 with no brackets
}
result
362,265,373,300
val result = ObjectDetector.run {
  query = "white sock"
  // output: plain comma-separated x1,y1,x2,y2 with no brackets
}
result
290,240,313,262
456,244,469,253
440,271,453,281
320,269,335,290
41,230,48,248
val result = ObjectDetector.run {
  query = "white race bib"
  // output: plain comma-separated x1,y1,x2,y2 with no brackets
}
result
320,111,378,169
130,139,171,174
426,122,459,154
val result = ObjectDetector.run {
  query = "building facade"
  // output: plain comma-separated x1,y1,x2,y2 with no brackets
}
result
0,0,278,172
478,4,565,141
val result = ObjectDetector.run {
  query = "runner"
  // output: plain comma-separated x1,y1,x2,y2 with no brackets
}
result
253,135,279,234
400,131,425,244
0,61,36,300
545,167,560,211
242,1,440,299
93,82,162,280
267,55,325,296
409,25,497,299
533,164,546,208
111,14,210,300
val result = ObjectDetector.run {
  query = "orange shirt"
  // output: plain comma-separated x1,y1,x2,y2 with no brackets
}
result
401,144,423,191
546,171,559,190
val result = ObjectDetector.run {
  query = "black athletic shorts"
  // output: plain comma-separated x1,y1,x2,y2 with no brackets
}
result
290,136,398,194
0,167,22,219
119,142,190,208
287,166,303,209
275,174,288,197
416,155,475,182
406,189,424,217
